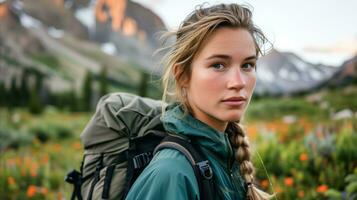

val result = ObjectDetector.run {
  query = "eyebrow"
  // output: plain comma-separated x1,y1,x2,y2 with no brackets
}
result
206,54,257,61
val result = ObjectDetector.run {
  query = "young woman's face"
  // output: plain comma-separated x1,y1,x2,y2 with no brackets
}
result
186,27,257,132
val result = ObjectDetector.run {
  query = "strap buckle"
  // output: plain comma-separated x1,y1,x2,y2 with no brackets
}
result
65,170,82,184
197,160,213,180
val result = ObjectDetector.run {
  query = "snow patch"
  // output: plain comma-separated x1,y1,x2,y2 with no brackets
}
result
257,65,274,82
74,0,96,28
101,43,117,55
290,55,309,71
310,68,323,80
48,27,64,38
279,65,299,81
19,13,41,28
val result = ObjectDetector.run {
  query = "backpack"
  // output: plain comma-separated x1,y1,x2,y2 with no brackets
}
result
65,93,214,200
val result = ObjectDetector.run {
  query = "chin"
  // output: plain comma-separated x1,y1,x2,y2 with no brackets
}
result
221,112,243,122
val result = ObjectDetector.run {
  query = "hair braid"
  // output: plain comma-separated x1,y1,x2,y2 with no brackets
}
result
227,122,273,200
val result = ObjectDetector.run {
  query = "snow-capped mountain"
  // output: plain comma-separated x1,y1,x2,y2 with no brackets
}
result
255,49,338,95
0,0,349,97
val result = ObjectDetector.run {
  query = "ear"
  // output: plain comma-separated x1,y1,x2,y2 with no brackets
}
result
173,64,190,87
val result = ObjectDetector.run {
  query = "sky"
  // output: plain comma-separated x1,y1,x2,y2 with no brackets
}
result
133,0,357,66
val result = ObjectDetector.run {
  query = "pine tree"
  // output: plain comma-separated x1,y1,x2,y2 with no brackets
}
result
99,65,109,98
29,86,42,114
138,71,149,97
82,70,93,111
28,74,43,114
9,76,19,108
19,70,30,107
69,85,79,112
0,82,5,106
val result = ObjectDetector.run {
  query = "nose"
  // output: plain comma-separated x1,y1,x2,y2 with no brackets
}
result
227,68,246,89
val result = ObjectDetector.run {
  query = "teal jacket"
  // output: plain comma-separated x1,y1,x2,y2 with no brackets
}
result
125,104,247,200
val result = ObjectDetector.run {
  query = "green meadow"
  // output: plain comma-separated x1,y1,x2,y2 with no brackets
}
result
1,86,356,200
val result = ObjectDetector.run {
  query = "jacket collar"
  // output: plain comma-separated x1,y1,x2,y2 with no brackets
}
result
162,103,234,170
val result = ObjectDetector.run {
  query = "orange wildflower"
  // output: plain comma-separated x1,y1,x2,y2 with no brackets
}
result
300,153,309,162
57,192,63,200
40,187,48,195
316,185,328,193
21,168,27,176
30,169,38,177
53,143,62,152
260,179,269,189
72,142,82,150
27,185,37,198
24,156,32,167
41,154,50,165
298,190,305,198
284,177,294,186
30,162,39,177
246,125,258,139
299,153,308,162
7,176,16,186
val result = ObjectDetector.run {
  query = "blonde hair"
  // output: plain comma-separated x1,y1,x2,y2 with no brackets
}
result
161,3,272,200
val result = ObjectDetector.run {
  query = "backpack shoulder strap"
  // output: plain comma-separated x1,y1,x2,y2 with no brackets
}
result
154,135,214,200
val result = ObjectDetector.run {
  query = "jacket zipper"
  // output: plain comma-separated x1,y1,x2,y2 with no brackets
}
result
225,133,243,198
224,133,234,172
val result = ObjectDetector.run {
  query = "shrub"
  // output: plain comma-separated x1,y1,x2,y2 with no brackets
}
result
29,123,74,143
335,131,357,171
254,133,284,178
0,126,33,151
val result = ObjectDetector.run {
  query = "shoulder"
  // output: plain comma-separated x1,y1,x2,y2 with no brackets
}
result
149,148,196,177
126,148,199,200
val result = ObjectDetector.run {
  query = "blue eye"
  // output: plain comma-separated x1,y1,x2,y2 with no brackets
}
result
242,63,256,71
211,63,225,70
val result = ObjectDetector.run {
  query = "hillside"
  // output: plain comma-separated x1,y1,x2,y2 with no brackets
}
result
0,0,165,100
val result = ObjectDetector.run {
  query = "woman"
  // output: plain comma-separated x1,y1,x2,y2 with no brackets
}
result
126,3,272,200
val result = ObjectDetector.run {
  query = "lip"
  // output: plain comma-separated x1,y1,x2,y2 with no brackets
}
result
222,96,247,106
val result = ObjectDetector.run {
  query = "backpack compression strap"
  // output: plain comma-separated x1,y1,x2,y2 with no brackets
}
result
153,135,214,200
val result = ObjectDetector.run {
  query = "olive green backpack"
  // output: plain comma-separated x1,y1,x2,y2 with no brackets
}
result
65,93,214,200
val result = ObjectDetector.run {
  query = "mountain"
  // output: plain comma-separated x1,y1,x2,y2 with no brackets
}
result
323,55,357,87
0,0,348,98
255,49,338,95
0,0,166,98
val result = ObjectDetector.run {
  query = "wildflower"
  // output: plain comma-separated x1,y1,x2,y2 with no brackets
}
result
7,176,16,186
260,179,269,189
57,192,63,200
24,156,32,166
72,142,82,150
299,153,308,162
21,168,26,176
284,177,294,186
27,185,37,198
316,184,328,193
41,154,49,165
298,190,304,198
53,143,62,152
40,187,48,195
30,162,39,177
30,169,38,177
